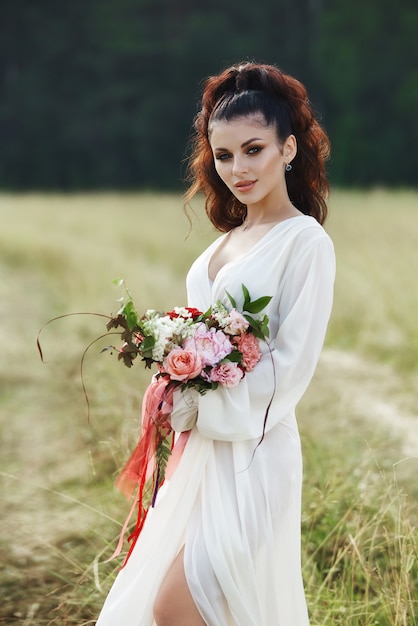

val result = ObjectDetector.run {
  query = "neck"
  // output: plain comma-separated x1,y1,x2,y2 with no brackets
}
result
242,202,298,231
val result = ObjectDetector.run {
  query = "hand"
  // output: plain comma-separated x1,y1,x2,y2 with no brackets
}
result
170,387,199,432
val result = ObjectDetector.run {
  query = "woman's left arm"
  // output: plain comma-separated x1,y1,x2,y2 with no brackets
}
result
195,234,336,441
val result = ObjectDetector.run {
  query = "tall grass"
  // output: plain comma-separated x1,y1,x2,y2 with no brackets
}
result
300,384,417,625
326,188,418,379
0,191,416,624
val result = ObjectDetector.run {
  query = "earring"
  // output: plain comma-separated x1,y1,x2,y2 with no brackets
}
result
285,163,292,172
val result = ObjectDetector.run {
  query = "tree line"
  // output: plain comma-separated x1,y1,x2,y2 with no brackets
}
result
0,0,417,190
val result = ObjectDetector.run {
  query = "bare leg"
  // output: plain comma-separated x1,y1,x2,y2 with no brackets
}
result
153,546,206,626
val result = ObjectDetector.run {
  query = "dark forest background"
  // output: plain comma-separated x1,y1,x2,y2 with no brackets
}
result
1,0,417,190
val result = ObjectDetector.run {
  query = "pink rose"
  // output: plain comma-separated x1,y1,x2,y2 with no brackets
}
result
183,324,232,367
223,309,250,335
209,362,244,388
163,347,202,381
233,333,261,372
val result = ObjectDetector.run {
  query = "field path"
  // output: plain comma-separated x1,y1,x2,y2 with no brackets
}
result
307,348,418,459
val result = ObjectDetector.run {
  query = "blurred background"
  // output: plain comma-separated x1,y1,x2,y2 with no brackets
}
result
1,0,417,192
1,2,417,624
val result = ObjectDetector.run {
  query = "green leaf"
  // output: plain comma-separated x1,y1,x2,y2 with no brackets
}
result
241,284,251,308
259,314,270,338
243,315,261,338
243,295,272,314
155,436,173,484
243,314,270,340
202,305,213,319
112,277,124,287
141,335,155,354
225,291,236,309
122,300,138,330
223,349,242,363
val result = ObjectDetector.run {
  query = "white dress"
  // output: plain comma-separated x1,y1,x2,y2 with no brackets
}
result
96,215,336,626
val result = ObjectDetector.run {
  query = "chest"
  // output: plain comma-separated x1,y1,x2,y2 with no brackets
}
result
208,226,276,283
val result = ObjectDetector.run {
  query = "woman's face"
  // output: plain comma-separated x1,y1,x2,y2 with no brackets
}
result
209,114,296,211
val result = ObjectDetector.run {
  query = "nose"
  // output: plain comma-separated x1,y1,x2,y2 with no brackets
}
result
232,155,247,176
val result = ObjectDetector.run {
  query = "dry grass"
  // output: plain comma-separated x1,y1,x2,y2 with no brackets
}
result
0,190,417,624
326,188,418,377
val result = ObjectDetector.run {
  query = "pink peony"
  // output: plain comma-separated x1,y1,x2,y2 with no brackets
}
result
223,309,250,335
209,362,244,388
183,324,233,367
163,347,202,381
233,333,262,372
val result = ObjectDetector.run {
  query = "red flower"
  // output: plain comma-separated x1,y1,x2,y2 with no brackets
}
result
166,307,203,320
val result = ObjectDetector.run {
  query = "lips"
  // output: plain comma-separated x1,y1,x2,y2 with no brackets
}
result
234,180,257,192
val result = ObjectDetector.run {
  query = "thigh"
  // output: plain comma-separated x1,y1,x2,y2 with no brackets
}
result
153,547,206,626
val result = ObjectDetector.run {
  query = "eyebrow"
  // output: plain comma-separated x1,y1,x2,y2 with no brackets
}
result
213,137,263,151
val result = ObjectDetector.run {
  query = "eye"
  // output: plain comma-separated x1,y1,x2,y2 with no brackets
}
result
247,145,262,155
215,152,232,161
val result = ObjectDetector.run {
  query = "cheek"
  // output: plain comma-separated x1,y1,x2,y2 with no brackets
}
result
214,161,229,183
262,154,282,179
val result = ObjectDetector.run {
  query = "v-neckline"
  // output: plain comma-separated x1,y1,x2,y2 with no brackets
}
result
207,215,308,285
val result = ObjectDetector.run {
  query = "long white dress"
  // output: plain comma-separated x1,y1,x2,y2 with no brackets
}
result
96,214,335,626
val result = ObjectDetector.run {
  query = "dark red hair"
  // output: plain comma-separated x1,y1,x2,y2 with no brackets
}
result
185,62,331,231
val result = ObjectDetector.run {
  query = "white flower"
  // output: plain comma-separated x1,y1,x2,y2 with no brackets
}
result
141,311,195,362
210,302,230,327
171,306,193,318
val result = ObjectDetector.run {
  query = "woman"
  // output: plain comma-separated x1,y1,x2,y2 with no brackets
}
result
96,61,335,626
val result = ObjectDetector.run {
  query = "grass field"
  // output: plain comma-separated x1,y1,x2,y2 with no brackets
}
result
1,190,417,625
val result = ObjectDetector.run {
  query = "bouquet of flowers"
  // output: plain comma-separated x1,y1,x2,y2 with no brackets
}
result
106,281,272,393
